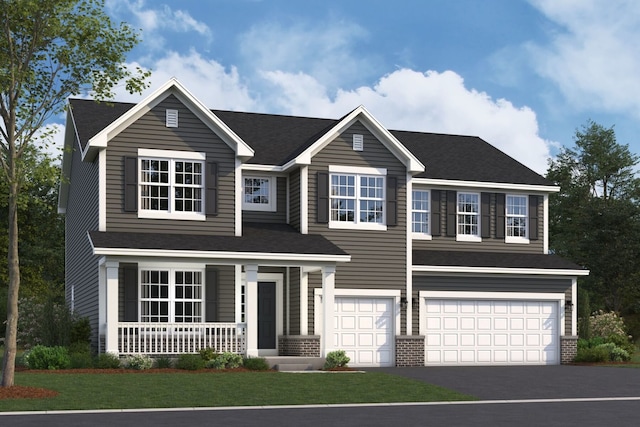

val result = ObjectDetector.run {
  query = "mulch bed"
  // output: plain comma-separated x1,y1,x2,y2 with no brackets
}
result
0,386,59,400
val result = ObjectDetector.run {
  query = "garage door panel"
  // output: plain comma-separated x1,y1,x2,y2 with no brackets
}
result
334,297,394,367
425,298,559,366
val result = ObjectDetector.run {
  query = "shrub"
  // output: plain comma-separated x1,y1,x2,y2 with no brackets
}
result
606,333,636,356
574,346,610,363
175,354,205,370
155,356,173,369
199,347,218,361
207,352,243,369
589,311,628,339
95,352,122,369
70,352,94,368
24,345,71,370
324,350,350,369
124,354,154,370
70,317,92,346
243,357,270,371
595,342,631,362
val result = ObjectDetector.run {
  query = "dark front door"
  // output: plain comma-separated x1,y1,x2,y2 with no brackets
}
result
258,281,276,349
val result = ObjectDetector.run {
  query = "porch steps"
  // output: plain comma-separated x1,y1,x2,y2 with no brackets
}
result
264,356,325,371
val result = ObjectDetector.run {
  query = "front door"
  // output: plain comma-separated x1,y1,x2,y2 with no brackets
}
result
258,281,276,349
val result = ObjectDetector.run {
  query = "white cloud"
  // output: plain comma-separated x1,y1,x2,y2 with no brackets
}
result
263,68,553,174
106,0,212,50
527,0,640,117
238,19,375,91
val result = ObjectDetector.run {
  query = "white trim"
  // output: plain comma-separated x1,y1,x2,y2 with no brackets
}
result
543,194,550,254
571,277,578,336
456,191,481,241
412,234,433,241
456,234,482,243
406,172,413,335
285,175,290,225
241,272,284,357
412,178,560,193
235,159,242,236
234,265,243,323
241,164,285,173
413,265,590,276
300,166,309,234
138,211,206,221
241,175,277,212
99,149,107,231
138,148,205,160
328,165,387,175
300,270,309,335
329,221,387,231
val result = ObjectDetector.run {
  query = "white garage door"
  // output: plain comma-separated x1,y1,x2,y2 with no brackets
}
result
334,297,394,367
425,299,559,366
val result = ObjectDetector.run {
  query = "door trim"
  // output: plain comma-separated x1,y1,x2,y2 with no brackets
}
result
242,273,283,356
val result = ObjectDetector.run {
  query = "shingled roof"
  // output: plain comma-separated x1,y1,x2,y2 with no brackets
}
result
413,250,584,271
68,98,553,186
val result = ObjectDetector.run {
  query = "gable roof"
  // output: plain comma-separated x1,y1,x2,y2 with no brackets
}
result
65,89,554,187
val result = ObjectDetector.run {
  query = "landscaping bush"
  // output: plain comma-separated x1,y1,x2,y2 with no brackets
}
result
589,310,628,339
154,356,173,369
206,352,243,369
175,354,205,370
17,298,90,349
574,346,610,363
606,333,636,356
595,342,631,362
24,345,71,370
124,354,154,370
243,357,270,371
324,350,350,369
95,352,122,369
199,347,218,361
70,351,94,368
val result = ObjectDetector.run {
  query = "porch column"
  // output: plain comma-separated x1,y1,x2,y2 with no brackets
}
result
105,261,119,354
321,265,336,357
245,264,259,357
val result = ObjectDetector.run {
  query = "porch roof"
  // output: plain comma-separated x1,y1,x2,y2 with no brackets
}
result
89,223,350,262
412,250,588,276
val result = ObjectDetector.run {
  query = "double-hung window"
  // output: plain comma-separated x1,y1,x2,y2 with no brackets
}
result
329,166,386,230
138,149,205,220
242,176,276,211
412,189,431,238
506,194,528,243
140,268,204,323
457,192,480,241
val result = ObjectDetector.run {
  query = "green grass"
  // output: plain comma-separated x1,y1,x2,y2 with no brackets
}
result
0,371,475,411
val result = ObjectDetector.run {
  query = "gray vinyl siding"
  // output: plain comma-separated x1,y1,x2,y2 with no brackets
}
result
65,136,100,349
243,177,287,223
288,267,301,335
289,169,301,231
413,189,545,253
412,275,573,336
307,121,408,334
105,95,236,235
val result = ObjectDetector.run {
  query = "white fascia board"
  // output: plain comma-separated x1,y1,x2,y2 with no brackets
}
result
420,290,565,301
83,78,254,161
241,163,286,173
91,246,351,264
412,178,560,193
286,105,425,173
58,107,77,212
413,265,590,276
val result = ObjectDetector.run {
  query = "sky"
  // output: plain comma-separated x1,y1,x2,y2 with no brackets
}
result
54,0,640,175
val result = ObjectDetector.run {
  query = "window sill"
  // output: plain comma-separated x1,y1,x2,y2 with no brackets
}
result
505,237,530,244
329,222,387,231
412,233,432,240
242,204,277,212
138,211,206,221
456,235,482,243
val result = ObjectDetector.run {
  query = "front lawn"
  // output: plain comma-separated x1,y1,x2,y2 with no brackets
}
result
0,371,475,411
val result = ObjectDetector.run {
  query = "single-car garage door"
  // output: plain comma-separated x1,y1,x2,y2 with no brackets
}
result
424,299,559,365
334,297,394,367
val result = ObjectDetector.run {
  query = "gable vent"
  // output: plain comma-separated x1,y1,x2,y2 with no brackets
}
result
166,109,178,128
353,134,363,151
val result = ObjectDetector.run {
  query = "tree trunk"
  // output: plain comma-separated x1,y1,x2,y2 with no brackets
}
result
1,181,20,387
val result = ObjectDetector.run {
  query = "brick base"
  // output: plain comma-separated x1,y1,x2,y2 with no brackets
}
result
395,335,425,367
278,335,321,357
561,336,579,364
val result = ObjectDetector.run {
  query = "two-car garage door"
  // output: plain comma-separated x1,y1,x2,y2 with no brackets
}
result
424,297,560,366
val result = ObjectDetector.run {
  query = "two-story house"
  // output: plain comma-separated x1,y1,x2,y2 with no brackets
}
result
58,78,587,367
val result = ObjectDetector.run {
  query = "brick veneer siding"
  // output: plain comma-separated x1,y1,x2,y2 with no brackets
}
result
395,335,425,367
561,336,579,364
278,335,321,357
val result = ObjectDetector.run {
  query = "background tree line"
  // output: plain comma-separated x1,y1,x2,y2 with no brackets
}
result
547,120,640,339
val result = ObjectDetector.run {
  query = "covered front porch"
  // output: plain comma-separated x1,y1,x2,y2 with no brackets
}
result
90,224,350,359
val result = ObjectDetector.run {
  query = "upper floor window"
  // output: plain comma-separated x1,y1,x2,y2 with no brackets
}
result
506,194,528,243
457,192,480,241
328,166,386,230
137,149,205,220
412,190,430,238
242,176,277,211
140,268,203,323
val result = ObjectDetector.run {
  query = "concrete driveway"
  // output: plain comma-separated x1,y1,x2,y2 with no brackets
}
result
366,365,640,400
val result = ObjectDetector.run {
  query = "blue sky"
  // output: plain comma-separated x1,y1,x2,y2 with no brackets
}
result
61,0,640,174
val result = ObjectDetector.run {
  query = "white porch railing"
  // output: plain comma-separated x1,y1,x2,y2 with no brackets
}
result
117,323,246,355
